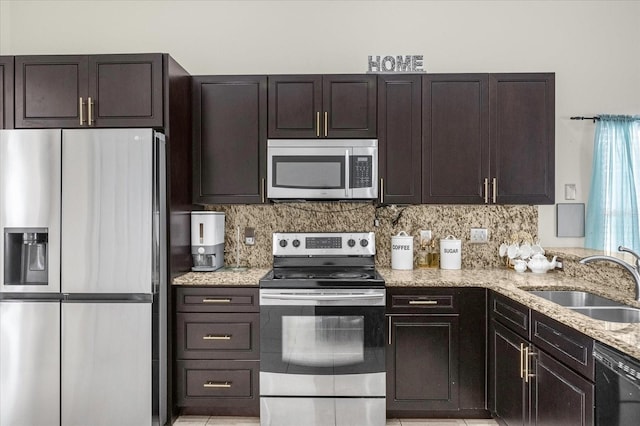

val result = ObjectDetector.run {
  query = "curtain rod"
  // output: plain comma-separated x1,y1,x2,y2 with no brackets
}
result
571,116,600,122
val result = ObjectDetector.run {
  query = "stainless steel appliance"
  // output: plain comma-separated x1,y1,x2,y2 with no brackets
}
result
0,129,167,426
267,139,378,200
594,342,640,425
191,211,225,271
259,232,385,426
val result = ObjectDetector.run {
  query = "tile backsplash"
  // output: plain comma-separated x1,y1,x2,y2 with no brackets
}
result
202,203,538,269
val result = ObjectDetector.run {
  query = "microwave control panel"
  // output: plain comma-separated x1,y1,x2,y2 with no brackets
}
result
350,155,372,188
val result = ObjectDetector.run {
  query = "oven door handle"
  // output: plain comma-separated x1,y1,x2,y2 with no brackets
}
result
261,293,384,301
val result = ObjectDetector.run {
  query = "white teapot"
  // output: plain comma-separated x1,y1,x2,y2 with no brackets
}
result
527,253,557,274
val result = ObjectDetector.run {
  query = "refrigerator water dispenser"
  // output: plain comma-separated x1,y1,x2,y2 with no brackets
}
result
3,228,48,285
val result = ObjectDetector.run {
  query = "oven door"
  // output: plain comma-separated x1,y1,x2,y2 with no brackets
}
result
259,288,385,397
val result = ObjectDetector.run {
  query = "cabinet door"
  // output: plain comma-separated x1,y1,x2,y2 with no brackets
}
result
490,320,529,425
531,350,594,426
387,315,460,412
15,55,89,128
0,56,13,129
193,76,267,204
422,74,489,203
268,75,322,138
490,73,555,204
378,74,421,204
323,75,377,138
88,54,163,127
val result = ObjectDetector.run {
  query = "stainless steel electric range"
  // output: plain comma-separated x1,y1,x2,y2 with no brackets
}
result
259,232,385,426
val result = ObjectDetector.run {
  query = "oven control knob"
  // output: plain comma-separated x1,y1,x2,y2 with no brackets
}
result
347,239,356,247
360,239,369,247
279,239,288,248
292,239,301,248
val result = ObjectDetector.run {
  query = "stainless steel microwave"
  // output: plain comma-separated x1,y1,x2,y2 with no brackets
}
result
267,139,378,200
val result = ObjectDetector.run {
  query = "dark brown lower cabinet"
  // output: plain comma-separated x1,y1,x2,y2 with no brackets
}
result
174,286,259,416
489,291,594,426
532,351,594,426
386,288,488,418
490,320,529,424
387,315,460,411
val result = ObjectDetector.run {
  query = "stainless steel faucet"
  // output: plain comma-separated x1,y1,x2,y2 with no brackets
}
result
580,246,640,301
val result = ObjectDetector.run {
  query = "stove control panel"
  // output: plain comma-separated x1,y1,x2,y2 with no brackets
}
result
273,232,376,256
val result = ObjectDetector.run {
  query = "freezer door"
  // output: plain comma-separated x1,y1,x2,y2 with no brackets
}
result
61,129,153,294
62,302,152,426
0,301,61,426
0,129,61,293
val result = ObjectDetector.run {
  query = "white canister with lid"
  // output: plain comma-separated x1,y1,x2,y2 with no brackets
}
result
391,231,414,270
440,235,462,270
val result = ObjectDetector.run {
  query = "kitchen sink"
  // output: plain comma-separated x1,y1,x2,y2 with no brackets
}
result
529,290,640,323
528,290,623,307
570,307,640,323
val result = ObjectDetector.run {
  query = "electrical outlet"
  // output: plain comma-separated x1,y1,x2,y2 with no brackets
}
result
244,227,255,245
470,228,488,244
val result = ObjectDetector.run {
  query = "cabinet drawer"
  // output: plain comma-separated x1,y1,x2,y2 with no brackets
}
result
175,287,259,313
531,311,594,380
490,292,530,339
176,312,259,360
387,289,457,313
176,359,259,410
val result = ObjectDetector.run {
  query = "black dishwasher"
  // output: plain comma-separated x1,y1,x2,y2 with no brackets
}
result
594,342,640,425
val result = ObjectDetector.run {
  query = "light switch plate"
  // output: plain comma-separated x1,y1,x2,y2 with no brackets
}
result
564,184,577,200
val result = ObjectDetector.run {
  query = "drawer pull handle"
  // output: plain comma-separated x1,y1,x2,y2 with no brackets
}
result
202,298,232,303
203,334,232,340
204,381,231,388
409,300,438,305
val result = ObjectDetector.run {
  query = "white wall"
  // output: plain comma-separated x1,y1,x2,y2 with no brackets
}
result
2,0,640,247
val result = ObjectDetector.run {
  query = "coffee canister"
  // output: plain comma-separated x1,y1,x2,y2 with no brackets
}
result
391,231,414,270
440,235,461,270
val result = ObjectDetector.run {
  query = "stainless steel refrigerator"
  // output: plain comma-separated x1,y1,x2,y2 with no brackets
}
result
0,129,167,426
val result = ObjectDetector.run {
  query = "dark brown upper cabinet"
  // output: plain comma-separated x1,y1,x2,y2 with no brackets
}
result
193,75,267,204
15,54,163,128
0,56,14,129
422,74,489,204
378,74,421,204
268,74,376,139
422,73,555,205
490,73,555,204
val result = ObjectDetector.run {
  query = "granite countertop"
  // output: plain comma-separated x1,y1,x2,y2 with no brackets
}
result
381,267,640,360
173,268,270,286
172,266,640,360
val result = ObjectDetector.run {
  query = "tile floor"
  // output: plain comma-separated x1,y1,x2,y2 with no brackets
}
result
174,416,499,426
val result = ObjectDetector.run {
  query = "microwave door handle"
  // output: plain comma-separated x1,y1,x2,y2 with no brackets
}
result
345,150,350,197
